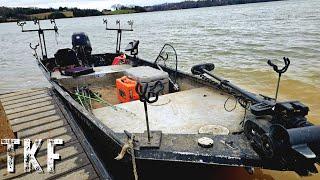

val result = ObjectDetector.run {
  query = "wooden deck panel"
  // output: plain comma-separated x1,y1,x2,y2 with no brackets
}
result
4,96,52,111
2,94,51,107
11,115,61,132
17,120,69,139
0,137,78,169
1,90,48,103
57,164,98,180
0,88,100,179
0,143,85,179
10,110,57,126
5,101,53,115
0,89,45,99
19,153,93,180
7,105,56,120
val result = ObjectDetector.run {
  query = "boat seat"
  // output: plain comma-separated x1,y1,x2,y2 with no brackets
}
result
54,48,79,67
54,48,94,77
124,66,169,93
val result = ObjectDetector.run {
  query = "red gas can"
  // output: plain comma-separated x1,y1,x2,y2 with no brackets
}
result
112,54,128,65
116,76,139,103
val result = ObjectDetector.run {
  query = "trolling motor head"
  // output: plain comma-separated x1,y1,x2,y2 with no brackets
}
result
191,63,215,75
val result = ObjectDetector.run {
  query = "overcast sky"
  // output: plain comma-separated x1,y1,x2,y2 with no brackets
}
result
0,0,183,10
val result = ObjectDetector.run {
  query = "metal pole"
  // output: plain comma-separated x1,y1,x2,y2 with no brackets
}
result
118,30,122,53
143,101,151,142
42,31,48,59
275,74,281,102
116,30,120,53
38,31,44,59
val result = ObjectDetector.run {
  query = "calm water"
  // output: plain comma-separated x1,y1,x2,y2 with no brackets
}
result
0,0,319,179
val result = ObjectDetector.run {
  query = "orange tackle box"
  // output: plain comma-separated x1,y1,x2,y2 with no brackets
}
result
116,76,139,103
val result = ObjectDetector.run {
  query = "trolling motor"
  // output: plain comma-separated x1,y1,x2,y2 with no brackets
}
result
191,60,320,175
103,19,133,53
17,19,58,59
135,81,164,148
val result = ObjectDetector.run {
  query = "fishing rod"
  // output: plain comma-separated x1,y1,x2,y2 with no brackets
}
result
17,19,58,59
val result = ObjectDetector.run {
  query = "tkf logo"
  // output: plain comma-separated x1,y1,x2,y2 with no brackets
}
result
1,139,63,173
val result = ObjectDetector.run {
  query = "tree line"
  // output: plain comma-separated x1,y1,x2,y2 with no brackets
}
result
0,6,102,22
0,0,281,23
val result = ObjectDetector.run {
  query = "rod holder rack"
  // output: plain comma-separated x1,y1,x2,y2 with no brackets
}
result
17,19,58,59
103,19,134,53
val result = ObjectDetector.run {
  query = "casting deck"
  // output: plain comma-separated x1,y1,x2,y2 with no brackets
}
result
0,88,107,179
93,87,244,134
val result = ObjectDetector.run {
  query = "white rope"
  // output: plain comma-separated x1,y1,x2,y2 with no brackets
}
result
114,135,138,180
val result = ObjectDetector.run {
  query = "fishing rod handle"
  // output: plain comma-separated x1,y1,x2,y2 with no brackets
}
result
267,57,290,74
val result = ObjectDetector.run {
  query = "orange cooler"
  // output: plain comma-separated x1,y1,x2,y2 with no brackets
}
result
116,76,139,103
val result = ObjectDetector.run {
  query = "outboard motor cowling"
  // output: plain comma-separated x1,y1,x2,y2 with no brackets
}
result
72,32,92,66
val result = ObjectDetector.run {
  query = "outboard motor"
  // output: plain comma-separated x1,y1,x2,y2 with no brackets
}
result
72,32,92,66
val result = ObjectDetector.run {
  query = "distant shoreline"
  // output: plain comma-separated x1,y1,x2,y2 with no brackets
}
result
0,0,282,24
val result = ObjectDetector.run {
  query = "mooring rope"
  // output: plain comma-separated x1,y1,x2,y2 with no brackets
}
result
114,135,138,180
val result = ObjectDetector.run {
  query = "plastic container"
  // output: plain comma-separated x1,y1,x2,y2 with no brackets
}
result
112,54,128,65
116,76,139,103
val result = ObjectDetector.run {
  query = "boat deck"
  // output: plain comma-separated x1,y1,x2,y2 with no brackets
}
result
0,88,108,179
93,87,245,134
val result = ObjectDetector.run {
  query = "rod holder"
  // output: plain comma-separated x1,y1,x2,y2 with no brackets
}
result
103,19,134,53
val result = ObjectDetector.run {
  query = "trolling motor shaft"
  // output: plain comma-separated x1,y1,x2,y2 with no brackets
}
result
135,81,164,142
267,57,290,101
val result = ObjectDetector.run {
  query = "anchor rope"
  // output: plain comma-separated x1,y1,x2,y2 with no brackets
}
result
114,135,138,180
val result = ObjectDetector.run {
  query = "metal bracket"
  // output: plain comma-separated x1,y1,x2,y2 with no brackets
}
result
103,19,134,53
135,131,162,149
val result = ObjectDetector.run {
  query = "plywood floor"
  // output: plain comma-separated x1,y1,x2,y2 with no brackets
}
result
93,87,245,134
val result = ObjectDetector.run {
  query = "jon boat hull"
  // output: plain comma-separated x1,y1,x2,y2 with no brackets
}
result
38,54,316,179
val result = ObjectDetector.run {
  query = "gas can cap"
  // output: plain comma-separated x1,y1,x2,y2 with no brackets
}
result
198,137,213,148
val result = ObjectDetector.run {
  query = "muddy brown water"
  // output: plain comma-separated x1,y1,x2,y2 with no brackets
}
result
0,0,319,179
